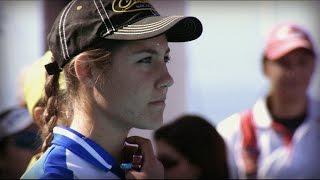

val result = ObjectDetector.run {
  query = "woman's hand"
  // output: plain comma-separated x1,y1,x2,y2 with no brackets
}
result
125,136,164,179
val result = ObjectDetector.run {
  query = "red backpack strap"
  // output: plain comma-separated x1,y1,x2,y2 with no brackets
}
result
240,110,260,179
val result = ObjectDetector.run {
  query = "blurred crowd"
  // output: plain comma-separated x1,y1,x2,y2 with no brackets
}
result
1,0,319,179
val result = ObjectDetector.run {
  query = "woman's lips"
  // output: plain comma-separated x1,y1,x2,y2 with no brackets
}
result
149,100,166,106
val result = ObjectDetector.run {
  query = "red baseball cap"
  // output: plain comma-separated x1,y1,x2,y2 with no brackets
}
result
264,23,315,61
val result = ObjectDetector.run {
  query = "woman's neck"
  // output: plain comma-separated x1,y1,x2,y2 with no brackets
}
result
267,93,308,119
70,103,131,162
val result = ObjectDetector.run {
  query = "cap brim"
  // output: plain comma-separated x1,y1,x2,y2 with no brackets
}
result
0,108,33,139
104,16,202,42
266,39,313,61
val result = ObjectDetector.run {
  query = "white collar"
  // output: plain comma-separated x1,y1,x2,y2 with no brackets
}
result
252,97,320,129
53,126,113,170
252,98,272,129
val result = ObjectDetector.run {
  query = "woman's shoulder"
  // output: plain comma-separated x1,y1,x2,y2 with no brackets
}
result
21,145,74,179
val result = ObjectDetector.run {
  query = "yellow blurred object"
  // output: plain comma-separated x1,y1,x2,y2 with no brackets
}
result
25,153,42,172
23,51,66,116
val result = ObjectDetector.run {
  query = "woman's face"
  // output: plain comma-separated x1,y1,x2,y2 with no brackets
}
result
95,35,173,130
155,139,200,179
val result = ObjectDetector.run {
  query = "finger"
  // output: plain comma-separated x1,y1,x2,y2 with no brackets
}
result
126,170,146,179
126,136,156,163
125,170,136,179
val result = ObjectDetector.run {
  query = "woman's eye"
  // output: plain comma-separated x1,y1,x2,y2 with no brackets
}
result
158,158,178,169
137,57,152,64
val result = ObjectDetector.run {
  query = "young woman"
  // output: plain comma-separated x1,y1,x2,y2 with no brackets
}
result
22,0,202,179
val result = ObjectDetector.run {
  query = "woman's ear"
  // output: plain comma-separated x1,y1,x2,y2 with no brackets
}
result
74,54,93,87
33,107,44,127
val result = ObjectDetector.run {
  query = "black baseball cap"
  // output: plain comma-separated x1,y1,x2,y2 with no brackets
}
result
46,0,203,75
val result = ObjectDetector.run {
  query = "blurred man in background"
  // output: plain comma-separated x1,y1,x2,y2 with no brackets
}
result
0,107,41,178
217,23,320,179
0,54,46,178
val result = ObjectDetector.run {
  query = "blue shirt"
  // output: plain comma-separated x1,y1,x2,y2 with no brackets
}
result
22,126,125,179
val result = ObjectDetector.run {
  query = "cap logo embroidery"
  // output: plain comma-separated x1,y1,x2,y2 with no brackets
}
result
277,26,304,40
112,0,153,13
77,5,82,11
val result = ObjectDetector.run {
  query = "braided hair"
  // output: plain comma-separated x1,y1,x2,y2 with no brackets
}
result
39,46,116,152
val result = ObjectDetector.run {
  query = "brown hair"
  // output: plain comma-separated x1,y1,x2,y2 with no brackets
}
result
154,115,229,179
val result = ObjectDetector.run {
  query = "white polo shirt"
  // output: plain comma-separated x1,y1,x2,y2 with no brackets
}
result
258,116,320,178
217,97,320,179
